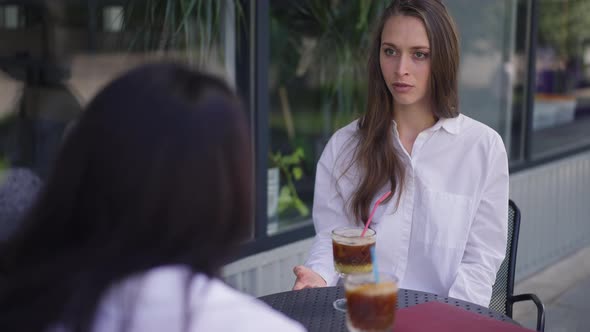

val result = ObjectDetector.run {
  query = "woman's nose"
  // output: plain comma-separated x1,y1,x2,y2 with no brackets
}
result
394,55,410,76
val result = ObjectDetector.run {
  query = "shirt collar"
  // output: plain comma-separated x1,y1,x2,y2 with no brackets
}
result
391,114,462,136
431,115,461,135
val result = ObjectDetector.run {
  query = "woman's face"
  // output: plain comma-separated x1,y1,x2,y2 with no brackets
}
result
379,15,431,110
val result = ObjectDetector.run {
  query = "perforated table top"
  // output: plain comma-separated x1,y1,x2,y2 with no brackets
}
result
259,287,518,332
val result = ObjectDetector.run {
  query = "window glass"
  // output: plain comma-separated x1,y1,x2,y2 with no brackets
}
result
267,1,390,234
0,0,238,179
446,0,519,157
532,0,590,158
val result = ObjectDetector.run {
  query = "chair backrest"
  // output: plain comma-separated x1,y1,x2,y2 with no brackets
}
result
489,199,520,317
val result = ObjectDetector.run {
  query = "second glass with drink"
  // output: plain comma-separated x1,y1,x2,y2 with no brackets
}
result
345,273,399,332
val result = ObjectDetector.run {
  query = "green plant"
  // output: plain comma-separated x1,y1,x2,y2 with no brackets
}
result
269,147,309,217
538,0,590,60
270,0,390,135
120,0,245,66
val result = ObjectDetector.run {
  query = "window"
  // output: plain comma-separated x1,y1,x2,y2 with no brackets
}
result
267,1,390,235
531,0,590,158
0,4,24,29
447,0,518,145
2,0,589,256
0,0,238,178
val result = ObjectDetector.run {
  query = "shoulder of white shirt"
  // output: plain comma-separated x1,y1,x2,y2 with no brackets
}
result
330,114,503,149
456,114,506,151
93,265,306,332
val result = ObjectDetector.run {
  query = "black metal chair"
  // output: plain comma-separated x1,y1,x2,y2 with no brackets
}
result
489,199,545,332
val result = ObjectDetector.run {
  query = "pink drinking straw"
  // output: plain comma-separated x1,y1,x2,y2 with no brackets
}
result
361,190,392,237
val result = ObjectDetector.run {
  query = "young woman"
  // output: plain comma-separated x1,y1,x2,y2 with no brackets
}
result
0,63,305,332
293,0,509,308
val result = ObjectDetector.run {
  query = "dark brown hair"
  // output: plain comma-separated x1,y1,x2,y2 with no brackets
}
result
350,0,460,222
0,63,252,331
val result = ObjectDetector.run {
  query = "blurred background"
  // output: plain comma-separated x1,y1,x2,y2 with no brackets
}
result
0,0,589,330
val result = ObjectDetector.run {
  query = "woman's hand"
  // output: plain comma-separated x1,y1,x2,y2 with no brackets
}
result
292,265,327,290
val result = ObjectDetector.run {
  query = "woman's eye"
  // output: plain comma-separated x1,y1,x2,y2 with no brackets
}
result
414,51,429,59
384,48,396,56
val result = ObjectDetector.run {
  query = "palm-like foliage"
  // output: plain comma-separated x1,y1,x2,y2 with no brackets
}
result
120,0,244,66
268,1,390,219
271,0,390,131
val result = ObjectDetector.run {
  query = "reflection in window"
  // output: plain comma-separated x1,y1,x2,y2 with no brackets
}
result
102,6,124,33
0,0,238,178
446,0,518,158
0,5,23,29
268,1,391,234
450,0,530,164
533,0,590,157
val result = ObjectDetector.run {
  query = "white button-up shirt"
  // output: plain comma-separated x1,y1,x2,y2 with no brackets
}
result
84,266,306,332
305,114,509,307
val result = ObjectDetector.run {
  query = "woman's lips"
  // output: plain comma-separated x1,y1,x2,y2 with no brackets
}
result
392,82,413,93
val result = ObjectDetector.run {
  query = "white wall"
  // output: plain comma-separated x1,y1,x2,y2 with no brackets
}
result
510,150,590,280
223,238,313,297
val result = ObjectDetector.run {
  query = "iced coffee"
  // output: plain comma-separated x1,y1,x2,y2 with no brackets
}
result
331,227,376,275
345,273,398,332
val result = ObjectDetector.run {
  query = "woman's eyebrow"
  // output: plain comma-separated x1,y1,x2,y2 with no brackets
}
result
381,42,430,50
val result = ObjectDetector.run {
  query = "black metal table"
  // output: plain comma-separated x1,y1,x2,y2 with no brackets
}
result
259,287,518,332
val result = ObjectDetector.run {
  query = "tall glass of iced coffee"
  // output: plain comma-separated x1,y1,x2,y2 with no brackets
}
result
331,226,376,311
345,273,398,332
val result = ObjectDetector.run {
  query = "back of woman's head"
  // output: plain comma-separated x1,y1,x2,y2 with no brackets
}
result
0,63,252,331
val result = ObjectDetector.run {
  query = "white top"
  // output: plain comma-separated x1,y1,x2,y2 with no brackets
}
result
87,266,306,332
305,114,509,307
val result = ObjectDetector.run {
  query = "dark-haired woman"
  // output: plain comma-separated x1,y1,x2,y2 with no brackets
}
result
294,0,508,308
0,63,305,332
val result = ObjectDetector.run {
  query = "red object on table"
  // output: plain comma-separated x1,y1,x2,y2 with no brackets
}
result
393,301,534,331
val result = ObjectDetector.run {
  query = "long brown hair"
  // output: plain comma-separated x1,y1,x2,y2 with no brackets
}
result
350,0,460,223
